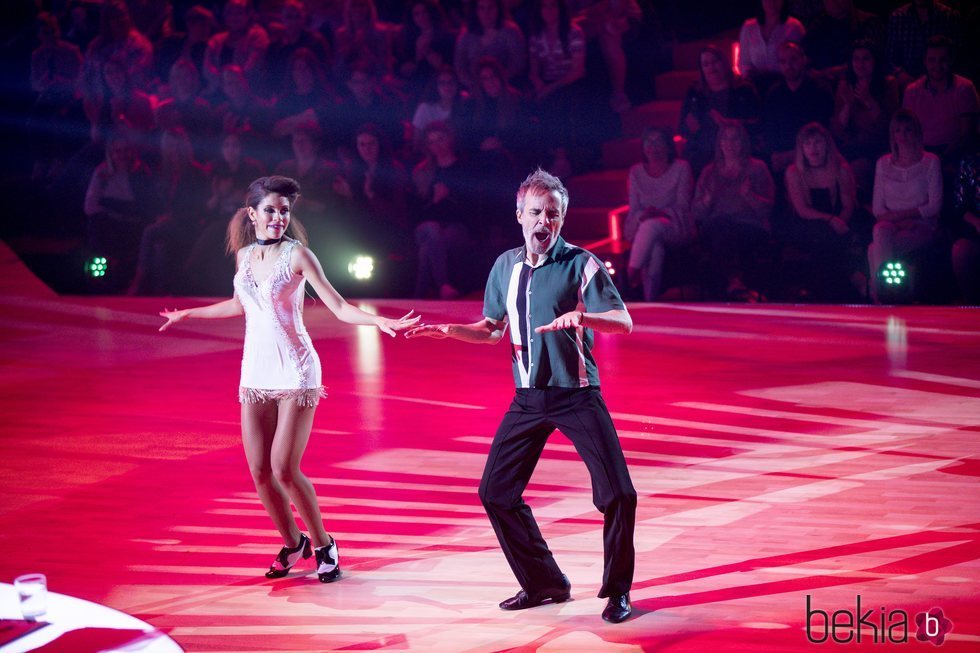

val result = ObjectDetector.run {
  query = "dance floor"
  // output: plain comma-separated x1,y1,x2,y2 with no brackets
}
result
1,242,979,652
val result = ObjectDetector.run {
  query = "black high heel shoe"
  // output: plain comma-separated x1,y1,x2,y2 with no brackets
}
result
265,533,312,578
315,537,341,583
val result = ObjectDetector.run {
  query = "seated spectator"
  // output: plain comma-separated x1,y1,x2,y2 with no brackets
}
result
185,128,267,295
469,57,529,168
901,36,979,166
577,0,642,113
155,5,216,82
738,0,806,92
265,0,333,95
333,0,394,80
129,128,209,295
80,1,154,129
155,59,216,159
625,127,695,301
885,0,961,83
527,0,587,156
315,60,405,154
763,41,834,175
454,0,526,91
830,39,899,199
679,45,761,177
83,130,154,290
410,66,472,151
785,122,862,300
693,121,776,300
274,120,343,216
411,121,479,298
86,54,156,146
30,12,83,97
802,0,884,72
213,64,274,151
868,109,942,303
203,0,270,95
951,137,980,303
272,47,339,139
395,0,457,100
336,123,411,249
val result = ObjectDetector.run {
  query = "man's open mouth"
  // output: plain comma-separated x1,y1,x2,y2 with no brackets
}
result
534,231,550,242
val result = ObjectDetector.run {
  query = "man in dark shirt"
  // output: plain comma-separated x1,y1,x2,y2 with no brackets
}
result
802,0,884,71
406,169,637,623
763,42,835,174
886,0,961,81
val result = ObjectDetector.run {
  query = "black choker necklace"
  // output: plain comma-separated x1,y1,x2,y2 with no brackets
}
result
256,237,282,246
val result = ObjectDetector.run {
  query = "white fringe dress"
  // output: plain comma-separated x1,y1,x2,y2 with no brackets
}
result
233,239,326,407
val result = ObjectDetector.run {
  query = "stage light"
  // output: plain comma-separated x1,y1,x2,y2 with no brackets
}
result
877,260,912,303
347,255,374,280
85,256,108,278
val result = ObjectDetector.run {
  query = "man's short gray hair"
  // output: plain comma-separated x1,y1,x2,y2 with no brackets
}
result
516,168,569,215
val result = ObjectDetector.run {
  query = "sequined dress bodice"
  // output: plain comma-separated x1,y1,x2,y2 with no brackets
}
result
233,240,324,405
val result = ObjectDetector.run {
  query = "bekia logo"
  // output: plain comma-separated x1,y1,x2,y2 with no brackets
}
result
805,595,953,645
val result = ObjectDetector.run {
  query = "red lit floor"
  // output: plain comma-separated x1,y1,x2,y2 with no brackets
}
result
1,244,978,652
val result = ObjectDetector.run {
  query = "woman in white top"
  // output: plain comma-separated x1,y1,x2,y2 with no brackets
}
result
868,109,942,302
159,176,419,583
738,0,805,85
625,127,695,301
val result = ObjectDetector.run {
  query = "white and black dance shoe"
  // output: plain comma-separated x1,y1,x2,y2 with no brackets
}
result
265,533,312,579
315,537,341,583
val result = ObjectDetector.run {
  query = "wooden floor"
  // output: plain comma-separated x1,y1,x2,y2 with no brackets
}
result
1,243,979,652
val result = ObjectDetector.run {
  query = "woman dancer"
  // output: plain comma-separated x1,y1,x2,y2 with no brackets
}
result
159,176,419,582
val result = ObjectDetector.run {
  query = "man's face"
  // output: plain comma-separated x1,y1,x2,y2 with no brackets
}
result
924,47,951,83
518,189,564,257
778,45,805,83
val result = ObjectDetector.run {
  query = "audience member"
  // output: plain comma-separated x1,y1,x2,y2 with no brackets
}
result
679,45,761,177
830,39,899,199
30,12,83,97
202,0,270,95
129,128,209,295
885,0,961,82
395,0,457,99
155,59,216,158
274,120,343,216
868,109,942,303
625,127,695,301
802,0,884,71
762,41,834,174
453,0,526,91
469,57,528,165
901,36,979,165
582,0,643,113
411,66,472,151
155,5,216,83
213,64,274,147
333,0,394,80
265,0,333,95
784,122,862,300
692,121,776,300
83,130,154,289
951,138,980,303
738,0,806,91
411,121,479,298
527,0,587,157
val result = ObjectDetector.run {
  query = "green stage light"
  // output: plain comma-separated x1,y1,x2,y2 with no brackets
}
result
347,255,374,281
85,256,108,278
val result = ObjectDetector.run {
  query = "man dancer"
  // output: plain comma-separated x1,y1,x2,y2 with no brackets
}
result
406,169,637,623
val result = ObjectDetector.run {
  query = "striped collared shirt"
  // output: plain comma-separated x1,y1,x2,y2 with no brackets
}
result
483,236,625,388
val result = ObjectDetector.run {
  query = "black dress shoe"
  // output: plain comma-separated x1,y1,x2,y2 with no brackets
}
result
315,537,341,583
601,592,632,623
265,533,312,578
499,574,571,610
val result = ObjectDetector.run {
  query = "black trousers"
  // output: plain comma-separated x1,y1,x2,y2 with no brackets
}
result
478,386,637,598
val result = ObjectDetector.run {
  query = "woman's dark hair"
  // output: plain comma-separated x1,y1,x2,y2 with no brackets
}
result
421,64,461,103
226,176,308,253
406,0,449,33
697,45,735,91
466,0,507,35
355,122,393,163
287,46,329,90
641,126,677,164
845,38,886,99
755,0,790,24
529,0,573,57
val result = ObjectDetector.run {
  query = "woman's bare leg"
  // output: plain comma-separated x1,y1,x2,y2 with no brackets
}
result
242,401,302,546
272,398,331,548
